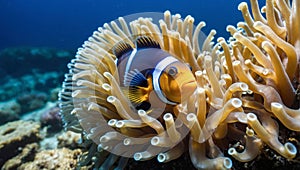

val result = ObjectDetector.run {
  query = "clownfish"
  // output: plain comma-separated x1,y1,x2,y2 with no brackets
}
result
113,36,197,111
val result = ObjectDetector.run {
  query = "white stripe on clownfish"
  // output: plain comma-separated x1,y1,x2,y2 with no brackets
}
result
152,56,178,105
124,48,137,77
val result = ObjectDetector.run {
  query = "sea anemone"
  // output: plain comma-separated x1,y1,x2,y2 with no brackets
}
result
59,0,300,169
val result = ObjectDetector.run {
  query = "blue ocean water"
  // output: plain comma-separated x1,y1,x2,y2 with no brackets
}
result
0,0,262,51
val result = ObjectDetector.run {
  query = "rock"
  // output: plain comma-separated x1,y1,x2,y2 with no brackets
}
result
57,131,81,149
39,134,58,150
18,148,82,170
21,102,56,122
0,120,41,167
0,100,21,125
1,143,39,170
40,106,62,132
16,92,48,114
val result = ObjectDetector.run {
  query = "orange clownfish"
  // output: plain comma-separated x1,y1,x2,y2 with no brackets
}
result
113,36,197,111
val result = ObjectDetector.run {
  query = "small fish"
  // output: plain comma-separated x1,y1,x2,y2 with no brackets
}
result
113,36,197,110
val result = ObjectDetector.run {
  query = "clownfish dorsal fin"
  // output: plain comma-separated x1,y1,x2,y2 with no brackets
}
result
112,41,133,58
123,69,148,87
135,36,161,49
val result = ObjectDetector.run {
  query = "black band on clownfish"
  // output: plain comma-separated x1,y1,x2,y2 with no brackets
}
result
113,36,197,111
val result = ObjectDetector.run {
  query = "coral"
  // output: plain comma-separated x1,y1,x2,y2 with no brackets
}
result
2,143,39,170
0,100,21,125
59,0,300,169
40,106,62,132
18,148,83,170
16,92,48,114
57,131,81,149
39,134,59,150
0,120,41,167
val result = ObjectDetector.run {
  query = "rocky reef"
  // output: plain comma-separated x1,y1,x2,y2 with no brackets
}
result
0,46,74,102
14,148,83,170
0,100,21,125
1,143,39,170
0,47,81,170
0,47,72,79
0,120,41,167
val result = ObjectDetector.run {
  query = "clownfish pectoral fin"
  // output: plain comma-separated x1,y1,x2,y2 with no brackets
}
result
112,41,133,58
121,86,147,105
129,87,145,104
123,69,148,87
122,69,150,107
135,36,161,49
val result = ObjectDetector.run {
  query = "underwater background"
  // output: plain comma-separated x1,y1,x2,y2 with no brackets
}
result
3,0,297,169
0,0,262,80
0,0,262,50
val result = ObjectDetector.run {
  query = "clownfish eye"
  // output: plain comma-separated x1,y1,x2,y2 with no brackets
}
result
168,66,178,76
